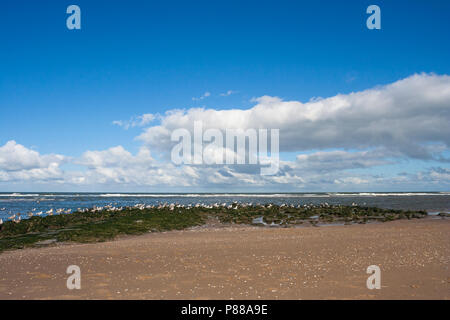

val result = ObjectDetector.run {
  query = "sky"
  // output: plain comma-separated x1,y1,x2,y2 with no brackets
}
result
0,0,449,192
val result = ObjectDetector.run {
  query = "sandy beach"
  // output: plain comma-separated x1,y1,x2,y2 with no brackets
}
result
0,218,448,300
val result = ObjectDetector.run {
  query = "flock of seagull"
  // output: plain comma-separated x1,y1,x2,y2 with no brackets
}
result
0,207,72,224
0,201,353,225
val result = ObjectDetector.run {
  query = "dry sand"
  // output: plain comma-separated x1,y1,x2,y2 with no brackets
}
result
0,218,448,299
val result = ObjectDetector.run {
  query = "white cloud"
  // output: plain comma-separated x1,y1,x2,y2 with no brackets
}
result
220,90,236,96
0,141,66,182
1,74,450,190
78,146,154,168
74,145,196,186
138,73,450,161
0,141,448,190
192,91,211,101
113,113,155,130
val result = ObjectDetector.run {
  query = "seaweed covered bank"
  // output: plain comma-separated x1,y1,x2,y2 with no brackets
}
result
0,202,431,252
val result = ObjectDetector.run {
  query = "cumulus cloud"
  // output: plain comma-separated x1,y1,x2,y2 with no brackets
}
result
138,73,450,161
0,141,66,182
74,146,198,186
78,146,154,169
0,141,448,190
1,74,450,190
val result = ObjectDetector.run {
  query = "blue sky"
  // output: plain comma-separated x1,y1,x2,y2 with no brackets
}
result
0,0,449,191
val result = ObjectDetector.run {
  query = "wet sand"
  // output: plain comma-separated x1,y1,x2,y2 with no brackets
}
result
0,218,448,299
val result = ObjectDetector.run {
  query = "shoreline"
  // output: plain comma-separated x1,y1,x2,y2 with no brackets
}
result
0,218,448,299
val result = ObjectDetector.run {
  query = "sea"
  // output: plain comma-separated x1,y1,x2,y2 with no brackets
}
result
0,192,449,221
